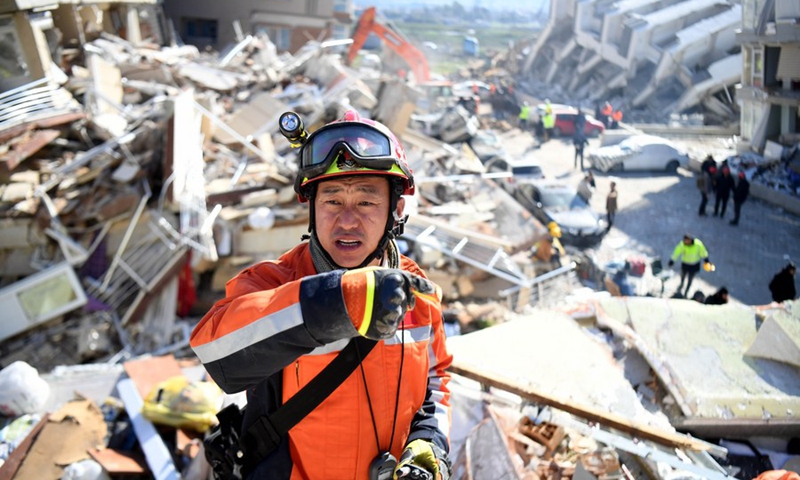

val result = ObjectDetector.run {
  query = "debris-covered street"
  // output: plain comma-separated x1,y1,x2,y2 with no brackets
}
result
1,0,799,479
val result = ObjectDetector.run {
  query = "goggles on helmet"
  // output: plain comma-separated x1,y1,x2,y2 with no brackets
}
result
299,123,397,181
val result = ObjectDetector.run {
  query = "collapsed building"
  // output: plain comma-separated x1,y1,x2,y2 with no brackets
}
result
520,0,743,124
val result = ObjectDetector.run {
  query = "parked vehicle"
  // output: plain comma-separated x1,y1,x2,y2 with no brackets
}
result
510,180,606,246
531,105,604,138
551,109,605,138
484,156,545,194
587,135,689,173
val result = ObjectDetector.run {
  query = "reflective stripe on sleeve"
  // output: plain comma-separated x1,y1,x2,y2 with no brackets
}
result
192,303,304,363
358,270,376,336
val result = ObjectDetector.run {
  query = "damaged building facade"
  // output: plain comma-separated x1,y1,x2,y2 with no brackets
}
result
521,0,743,124
737,0,800,152
162,0,355,52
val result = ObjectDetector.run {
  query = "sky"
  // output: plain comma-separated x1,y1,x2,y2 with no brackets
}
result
353,0,549,13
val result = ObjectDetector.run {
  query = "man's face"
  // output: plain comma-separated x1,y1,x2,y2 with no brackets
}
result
683,238,692,245
314,175,403,268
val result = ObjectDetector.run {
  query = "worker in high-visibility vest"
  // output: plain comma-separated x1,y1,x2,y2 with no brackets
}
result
542,109,555,142
668,234,711,298
518,102,531,131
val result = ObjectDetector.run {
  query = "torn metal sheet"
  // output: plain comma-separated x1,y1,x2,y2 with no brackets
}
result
596,297,800,437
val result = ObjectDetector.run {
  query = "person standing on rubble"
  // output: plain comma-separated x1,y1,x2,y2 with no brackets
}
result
769,262,797,303
601,101,613,128
729,171,750,226
519,101,531,131
697,165,716,216
713,166,735,218
542,108,555,142
668,234,711,298
190,111,453,480
611,109,623,129
605,182,618,232
573,110,588,170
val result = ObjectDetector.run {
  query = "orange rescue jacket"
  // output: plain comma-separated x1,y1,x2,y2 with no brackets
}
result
191,242,453,479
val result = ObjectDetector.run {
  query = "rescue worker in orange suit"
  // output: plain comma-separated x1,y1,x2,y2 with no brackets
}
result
601,101,613,128
611,109,623,129
190,111,453,480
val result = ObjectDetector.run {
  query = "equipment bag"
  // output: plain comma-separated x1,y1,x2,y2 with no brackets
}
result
203,337,377,479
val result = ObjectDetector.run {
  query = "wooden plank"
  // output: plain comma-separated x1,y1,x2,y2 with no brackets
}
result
88,448,147,475
123,354,184,399
0,112,84,144
1,129,60,172
0,414,48,480
449,362,717,453
118,378,180,480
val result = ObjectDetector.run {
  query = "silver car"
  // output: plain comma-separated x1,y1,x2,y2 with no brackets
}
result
588,135,689,173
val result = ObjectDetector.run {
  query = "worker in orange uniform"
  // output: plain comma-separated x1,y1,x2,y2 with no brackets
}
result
611,109,623,129
601,101,613,128
191,110,453,480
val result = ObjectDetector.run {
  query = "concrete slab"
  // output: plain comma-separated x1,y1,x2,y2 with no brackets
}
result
746,302,800,368
446,309,673,431
597,297,800,426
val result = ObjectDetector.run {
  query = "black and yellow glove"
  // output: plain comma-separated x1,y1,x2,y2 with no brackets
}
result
342,267,439,341
393,439,450,480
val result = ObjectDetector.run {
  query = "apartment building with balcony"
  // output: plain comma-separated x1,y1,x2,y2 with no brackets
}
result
737,0,800,151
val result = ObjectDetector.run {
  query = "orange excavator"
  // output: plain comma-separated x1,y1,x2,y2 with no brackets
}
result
346,6,430,83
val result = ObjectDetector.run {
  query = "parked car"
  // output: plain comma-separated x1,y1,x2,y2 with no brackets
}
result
484,156,545,194
552,109,605,138
510,180,606,246
587,135,689,173
453,80,492,100
532,105,604,138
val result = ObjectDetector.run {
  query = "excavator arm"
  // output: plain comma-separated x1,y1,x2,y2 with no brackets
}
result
346,6,430,83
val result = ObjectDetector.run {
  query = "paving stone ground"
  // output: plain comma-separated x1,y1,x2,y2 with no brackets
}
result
498,128,800,306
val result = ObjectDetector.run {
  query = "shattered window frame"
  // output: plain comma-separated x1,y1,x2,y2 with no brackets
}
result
0,15,29,81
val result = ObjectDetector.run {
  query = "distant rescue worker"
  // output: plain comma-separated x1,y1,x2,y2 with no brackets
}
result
518,101,531,130
191,110,452,479
542,109,555,142
577,172,596,201
573,110,588,169
697,165,716,216
730,171,750,226
533,222,566,268
713,166,735,218
769,262,797,303
668,234,711,298
606,182,618,232
704,287,729,305
611,109,623,129
601,101,613,128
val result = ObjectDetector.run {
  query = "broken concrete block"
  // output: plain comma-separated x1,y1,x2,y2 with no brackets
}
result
212,91,288,145
0,219,32,249
240,189,278,208
745,308,800,368
237,223,308,255
2,182,33,203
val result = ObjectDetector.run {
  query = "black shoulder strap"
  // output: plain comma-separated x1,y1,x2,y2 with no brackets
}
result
240,337,377,472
